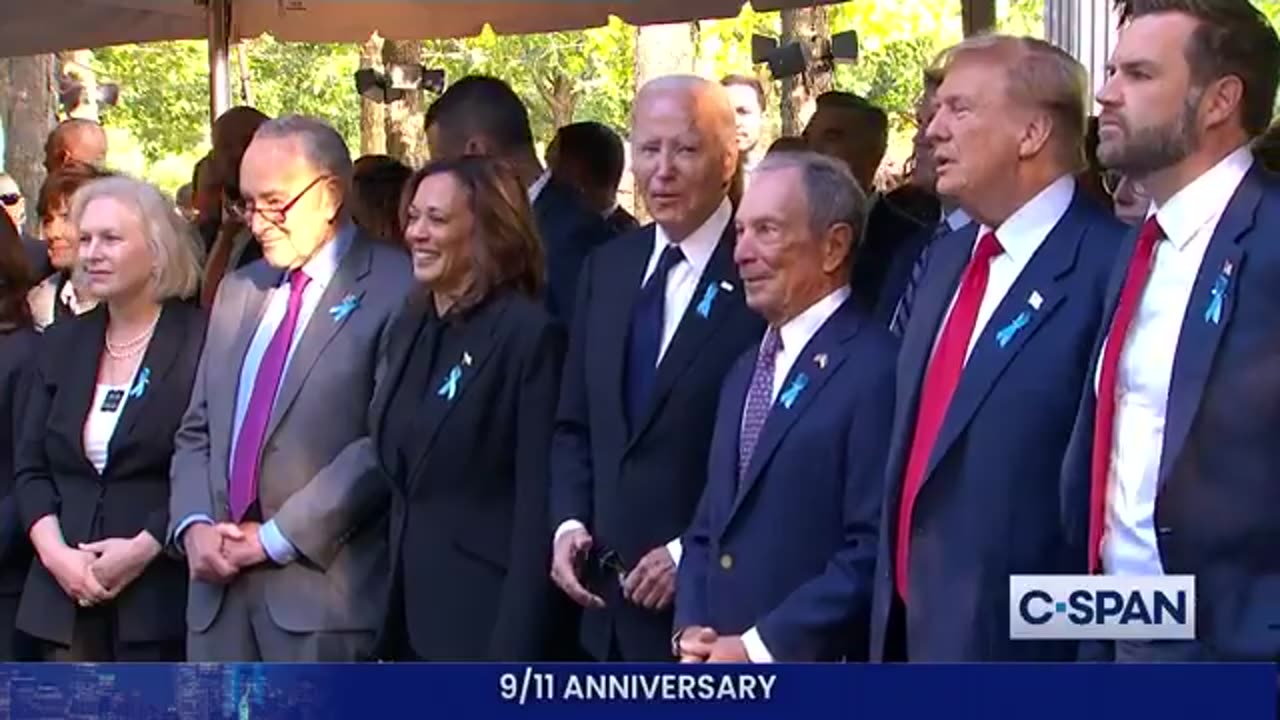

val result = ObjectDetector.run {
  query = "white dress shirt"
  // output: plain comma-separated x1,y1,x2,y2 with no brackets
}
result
553,198,733,564
934,175,1075,362
528,170,551,205
1100,145,1253,577
84,383,130,474
740,286,852,664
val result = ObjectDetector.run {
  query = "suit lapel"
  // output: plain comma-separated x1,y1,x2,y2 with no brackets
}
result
628,226,741,446
605,229,654,433
405,295,508,490
106,302,187,466
370,294,427,485
265,235,373,441
65,308,108,473
727,298,860,522
925,198,1084,478
218,264,277,444
1159,167,1261,484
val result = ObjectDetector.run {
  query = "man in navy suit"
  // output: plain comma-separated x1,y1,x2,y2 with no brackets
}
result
674,151,895,663
869,35,1125,662
425,76,612,323
549,75,765,661
1062,0,1280,662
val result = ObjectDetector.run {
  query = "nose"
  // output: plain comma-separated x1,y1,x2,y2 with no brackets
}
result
1096,74,1120,108
733,226,756,266
924,109,948,144
655,148,678,180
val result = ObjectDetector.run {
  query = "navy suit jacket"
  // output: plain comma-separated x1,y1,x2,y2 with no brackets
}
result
1061,164,1280,661
550,220,765,661
534,176,613,325
675,296,896,661
870,187,1125,661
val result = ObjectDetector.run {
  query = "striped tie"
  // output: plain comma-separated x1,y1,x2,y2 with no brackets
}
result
890,218,954,336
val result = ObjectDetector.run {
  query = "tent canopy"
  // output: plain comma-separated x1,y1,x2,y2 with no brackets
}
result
1,0,846,57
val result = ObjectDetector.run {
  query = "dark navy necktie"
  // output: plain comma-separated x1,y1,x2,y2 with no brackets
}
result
625,244,685,430
890,218,953,336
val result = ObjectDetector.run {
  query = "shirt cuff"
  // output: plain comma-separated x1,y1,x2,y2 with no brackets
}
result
259,520,299,565
742,627,775,663
666,537,683,567
554,519,586,542
172,513,214,554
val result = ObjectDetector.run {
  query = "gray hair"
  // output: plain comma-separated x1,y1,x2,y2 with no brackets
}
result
634,74,739,161
253,114,353,190
69,176,204,302
753,150,868,243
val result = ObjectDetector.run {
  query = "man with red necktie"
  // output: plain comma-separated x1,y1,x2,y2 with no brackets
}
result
1061,0,1280,662
867,34,1125,662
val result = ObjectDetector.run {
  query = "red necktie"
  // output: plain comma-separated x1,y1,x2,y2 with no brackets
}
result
895,231,1003,600
1088,216,1164,573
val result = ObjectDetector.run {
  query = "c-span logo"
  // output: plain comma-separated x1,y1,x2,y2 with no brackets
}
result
1009,575,1195,640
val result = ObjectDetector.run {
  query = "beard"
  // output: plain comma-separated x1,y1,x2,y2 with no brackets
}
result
1098,90,1202,176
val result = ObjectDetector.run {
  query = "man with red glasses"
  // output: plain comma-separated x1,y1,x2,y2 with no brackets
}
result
170,115,412,661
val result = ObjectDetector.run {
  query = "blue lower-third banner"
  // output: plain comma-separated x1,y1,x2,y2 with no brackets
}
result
0,663,1273,719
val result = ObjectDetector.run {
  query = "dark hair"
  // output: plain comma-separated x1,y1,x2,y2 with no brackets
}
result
1125,0,1280,137
424,75,534,155
551,122,626,190
37,162,112,223
720,74,766,109
352,154,413,245
0,210,33,331
814,91,890,160
767,136,809,155
399,157,544,313
212,105,269,201
1253,121,1280,171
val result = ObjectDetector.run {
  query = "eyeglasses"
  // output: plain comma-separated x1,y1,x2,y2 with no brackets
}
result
228,175,331,227
0,193,20,206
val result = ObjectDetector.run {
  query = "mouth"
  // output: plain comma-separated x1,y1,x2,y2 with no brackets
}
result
412,247,440,265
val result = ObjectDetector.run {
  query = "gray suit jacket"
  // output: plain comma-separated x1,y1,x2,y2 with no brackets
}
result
169,229,412,635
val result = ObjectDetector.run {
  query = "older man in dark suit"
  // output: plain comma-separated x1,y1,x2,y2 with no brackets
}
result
550,75,764,662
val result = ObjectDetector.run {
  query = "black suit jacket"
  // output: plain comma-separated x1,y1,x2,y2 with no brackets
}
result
534,176,613,325
851,196,928,312
550,220,766,661
14,300,206,646
21,236,51,282
371,289,569,661
605,207,640,238
0,327,37,598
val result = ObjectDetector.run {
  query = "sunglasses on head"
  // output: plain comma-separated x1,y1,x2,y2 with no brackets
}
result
0,194,19,206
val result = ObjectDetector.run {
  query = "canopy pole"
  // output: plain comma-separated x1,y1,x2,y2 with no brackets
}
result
961,0,997,36
209,0,232,126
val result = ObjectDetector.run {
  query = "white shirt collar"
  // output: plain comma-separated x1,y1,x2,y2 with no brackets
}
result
944,207,971,231
289,221,354,290
1150,145,1254,251
654,196,732,274
776,286,852,355
977,174,1075,263
528,170,552,205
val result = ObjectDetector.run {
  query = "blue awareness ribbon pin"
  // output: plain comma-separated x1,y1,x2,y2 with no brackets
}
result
1204,273,1228,325
996,310,1032,348
437,364,463,401
128,367,151,399
779,373,809,409
695,284,719,318
328,294,360,322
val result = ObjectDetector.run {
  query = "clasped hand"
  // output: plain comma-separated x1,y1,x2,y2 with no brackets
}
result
184,521,267,584
46,532,161,607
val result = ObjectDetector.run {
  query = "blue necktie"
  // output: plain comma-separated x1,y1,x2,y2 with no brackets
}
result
625,244,685,430
890,218,952,336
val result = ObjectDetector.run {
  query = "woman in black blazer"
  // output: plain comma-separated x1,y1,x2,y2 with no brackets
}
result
370,157,567,661
15,176,206,661
0,211,38,660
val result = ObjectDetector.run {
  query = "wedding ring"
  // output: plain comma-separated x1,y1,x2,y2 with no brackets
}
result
78,598,90,608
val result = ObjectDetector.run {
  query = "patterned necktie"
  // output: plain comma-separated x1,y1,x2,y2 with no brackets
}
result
228,268,312,521
890,218,952,336
738,328,783,482
895,231,1003,600
1088,216,1164,573
624,244,685,430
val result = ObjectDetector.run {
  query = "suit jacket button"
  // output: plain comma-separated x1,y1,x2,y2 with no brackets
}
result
719,553,733,570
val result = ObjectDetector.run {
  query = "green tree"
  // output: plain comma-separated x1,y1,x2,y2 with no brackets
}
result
95,41,210,164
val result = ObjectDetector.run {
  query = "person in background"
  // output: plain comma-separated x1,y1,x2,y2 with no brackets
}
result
43,119,108,175
547,122,638,237
200,106,271,307
1063,0,1280,662
720,75,766,175
1077,117,1112,206
1103,170,1151,226
869,34,1124,663
15,176,205,661
371,157,567,661
0,173,50,281
805,92,926,312
175,184,196,223
766,137,808,155
675,152,895,663
169,115,412,662
1252,120,1280,170
549,75,764,662
27,163,112,331
425,75,612,324
0,211,37,661
351,154,412,245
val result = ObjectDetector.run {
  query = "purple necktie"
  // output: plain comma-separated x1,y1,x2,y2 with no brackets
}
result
228,268,311,521
737,328,782,482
